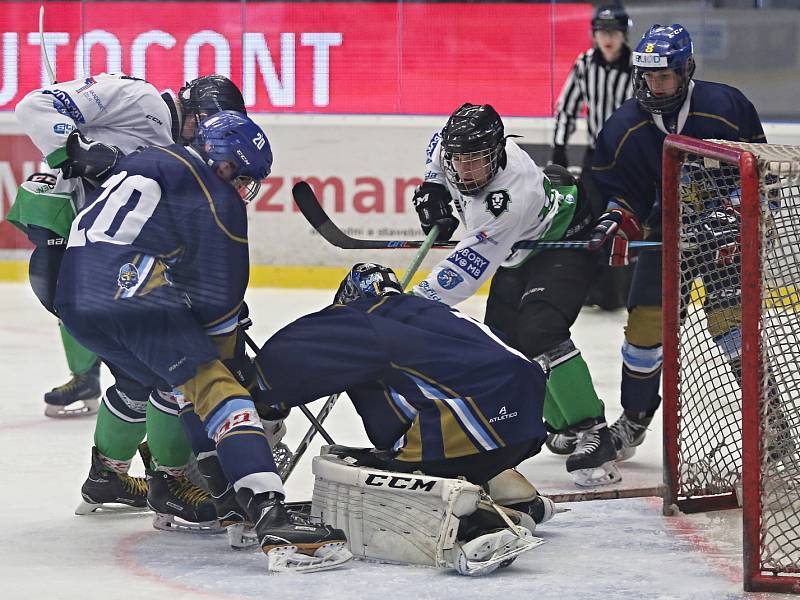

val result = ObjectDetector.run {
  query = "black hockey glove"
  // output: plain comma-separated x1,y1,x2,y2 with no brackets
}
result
60,130,123,182
412,182,459,242
686,206,741,267
587,208,643,267
551,145,568,168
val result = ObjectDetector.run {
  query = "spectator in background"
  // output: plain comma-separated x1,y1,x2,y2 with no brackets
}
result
551,4,634,310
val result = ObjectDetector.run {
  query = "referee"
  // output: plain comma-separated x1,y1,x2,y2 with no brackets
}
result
551,4,634,310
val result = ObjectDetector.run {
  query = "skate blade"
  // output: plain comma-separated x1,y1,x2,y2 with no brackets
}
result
45,399,99,418
152,513,225,534
570,461,622,488
75,499,149,516
265,541,352,573
227,522,259,549
454,527,545,576
616,446,637,462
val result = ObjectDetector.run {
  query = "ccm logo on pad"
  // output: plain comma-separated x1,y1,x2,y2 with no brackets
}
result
364,473,437,492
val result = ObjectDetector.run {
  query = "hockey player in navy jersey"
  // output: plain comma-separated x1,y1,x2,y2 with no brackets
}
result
584,24,766,460
54,111,351,573
253,263,555,527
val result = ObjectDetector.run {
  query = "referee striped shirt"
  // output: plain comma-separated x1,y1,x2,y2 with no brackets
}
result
553,45,633,150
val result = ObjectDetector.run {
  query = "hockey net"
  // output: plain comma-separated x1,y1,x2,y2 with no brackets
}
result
662,135,800,593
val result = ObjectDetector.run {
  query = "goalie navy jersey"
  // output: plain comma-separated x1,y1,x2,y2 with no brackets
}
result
254,294,547,463
55,144,248,330
592,79,765,230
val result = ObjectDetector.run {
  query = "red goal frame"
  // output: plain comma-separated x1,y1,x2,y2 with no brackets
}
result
662,134,800,594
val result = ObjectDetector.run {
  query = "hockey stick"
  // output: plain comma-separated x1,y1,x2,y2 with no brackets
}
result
276,225,441,484
39,5,57,85
292,181,661,252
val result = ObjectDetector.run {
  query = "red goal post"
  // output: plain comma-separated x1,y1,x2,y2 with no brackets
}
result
662,134,800,593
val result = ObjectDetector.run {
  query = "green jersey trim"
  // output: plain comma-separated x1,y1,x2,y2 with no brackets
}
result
6,182,76,239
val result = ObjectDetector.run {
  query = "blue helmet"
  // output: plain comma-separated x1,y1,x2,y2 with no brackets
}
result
333,263,403,305
632,24,695,114
193,110,272,202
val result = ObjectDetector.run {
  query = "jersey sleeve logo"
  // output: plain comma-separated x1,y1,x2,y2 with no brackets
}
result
437,267,464,289
43,89,85,124
485,189,511,217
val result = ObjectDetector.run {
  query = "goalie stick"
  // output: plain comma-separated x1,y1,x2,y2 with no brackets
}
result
292,181,661,252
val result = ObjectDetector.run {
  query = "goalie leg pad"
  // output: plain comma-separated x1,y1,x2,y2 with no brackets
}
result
310,453,545,574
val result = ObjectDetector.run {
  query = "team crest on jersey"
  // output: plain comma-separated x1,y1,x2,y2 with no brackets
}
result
485,189,510,217
437,268,463,290
117,263,140,290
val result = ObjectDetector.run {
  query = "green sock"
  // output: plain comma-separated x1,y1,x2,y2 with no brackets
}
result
548,353,604,426
59,322,97,375
145,401,192,469
543,386,568,431
94,402,146,462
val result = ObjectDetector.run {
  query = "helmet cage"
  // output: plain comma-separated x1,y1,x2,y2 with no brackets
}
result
633,58,695,114
441,145,504,195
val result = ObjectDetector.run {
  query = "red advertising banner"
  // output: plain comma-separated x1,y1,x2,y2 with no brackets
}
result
0,2,591,116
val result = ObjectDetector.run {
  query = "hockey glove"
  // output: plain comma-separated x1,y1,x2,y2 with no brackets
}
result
412,182,459,242
587,208,643,267
26,172,57,188
688,206,741,267
60,130,123,183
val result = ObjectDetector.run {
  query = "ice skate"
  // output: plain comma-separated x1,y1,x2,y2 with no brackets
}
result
453,526,544,576
545,428,578,455
75,446,149,515
609,411,654,461
44,360,101,418
237,489,352,573
139,444,222,534
566,418,621,487
195,453,255,548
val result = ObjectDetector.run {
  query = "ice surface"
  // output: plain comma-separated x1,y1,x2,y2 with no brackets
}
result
1,283,794,599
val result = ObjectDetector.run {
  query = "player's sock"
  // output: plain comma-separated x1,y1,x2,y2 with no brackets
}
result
93,391,146,462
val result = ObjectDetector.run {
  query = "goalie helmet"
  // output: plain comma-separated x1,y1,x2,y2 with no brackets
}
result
632,24,695,114
591,4,631,35
178,75,247,142
334,263,403,305
192,111,272,202
440,103,506,195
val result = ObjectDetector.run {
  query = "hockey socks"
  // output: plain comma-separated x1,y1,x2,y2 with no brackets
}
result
545,352,604,427
146,393,193,470
94,395,146,463
59,321,97,375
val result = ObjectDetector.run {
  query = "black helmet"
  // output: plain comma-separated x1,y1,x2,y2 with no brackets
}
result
592,4,631,35
440,103,506,195
178,75,246,142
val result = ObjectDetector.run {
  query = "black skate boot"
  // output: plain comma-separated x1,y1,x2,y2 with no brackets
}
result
236,488,352,572
139,443,222,534
609,411,654,461
195,453,254,548
75,446,148,515
44,360,101,418
566,418,621,487
545,428,578,455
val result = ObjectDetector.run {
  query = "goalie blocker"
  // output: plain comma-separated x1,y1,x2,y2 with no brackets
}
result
311,449,549,576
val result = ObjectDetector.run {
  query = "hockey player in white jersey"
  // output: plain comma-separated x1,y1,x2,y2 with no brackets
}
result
10,73,247,418
7,73,260,530
411,103,619,487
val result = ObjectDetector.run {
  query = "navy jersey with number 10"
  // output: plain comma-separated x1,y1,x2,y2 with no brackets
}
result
55,143,249,331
